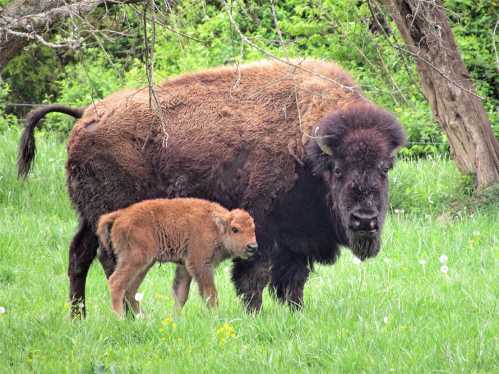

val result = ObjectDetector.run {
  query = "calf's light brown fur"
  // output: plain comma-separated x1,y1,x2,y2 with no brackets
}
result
97,198,257,317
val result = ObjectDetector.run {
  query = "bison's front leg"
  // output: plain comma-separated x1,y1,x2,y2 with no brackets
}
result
231,253,271,313
269,247,310,310
68,219,99,319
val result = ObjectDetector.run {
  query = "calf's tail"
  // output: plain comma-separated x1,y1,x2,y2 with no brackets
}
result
17,104,85,179
97,211,121,253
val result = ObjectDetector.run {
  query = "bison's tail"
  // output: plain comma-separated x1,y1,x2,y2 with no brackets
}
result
96,211,121,254
17,104,85,179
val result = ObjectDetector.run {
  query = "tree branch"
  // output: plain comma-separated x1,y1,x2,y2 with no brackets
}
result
0,0,142,71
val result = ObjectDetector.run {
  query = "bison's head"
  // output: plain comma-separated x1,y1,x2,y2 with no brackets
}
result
306,103,406,260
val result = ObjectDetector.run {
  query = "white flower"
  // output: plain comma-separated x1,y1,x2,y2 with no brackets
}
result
439,254,448,264
440,265,448,274
383,258,391,264
135,292,144,302
383,315,388,324
0,306,5,314
352,257,362,265
418,259,427,266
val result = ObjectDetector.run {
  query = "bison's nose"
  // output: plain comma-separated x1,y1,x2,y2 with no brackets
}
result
350,212,378,232
246,243,258,254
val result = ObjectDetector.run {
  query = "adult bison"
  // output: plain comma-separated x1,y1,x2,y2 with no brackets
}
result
18,59,406,317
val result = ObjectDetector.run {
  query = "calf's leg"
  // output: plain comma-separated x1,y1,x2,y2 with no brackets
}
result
172,265,192,312
108,259,144,318
188,262,218,309
124,263,153,315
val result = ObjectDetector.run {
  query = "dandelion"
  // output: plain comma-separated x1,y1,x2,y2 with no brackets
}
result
383,315,388,324
135,292,144,302
352,257,362,265
0,306,5,315
440,265,448,274
418,259,427,266
439,254,448,264
216,322,236,345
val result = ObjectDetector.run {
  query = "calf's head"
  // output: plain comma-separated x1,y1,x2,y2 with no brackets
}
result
306,103,406,260
212,208,258,259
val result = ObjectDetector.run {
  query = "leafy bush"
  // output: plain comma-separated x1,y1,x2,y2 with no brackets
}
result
2,0,497,153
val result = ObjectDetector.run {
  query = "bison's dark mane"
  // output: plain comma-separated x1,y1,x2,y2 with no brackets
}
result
306,103,406,174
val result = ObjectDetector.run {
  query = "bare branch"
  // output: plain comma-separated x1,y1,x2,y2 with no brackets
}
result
218,0,356,92
143,0,169,148
0,0,142,71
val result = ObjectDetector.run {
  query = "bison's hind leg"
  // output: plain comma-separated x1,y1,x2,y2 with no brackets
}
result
68,219,99,319
269,247,310,310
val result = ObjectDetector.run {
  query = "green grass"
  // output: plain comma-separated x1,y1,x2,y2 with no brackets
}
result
0,127,498,373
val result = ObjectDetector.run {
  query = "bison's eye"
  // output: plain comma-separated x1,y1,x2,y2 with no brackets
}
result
334,167,342,178
380,165,389,176
231,227,240,234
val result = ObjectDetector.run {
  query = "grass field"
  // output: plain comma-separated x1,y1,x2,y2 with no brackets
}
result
0,127,498,373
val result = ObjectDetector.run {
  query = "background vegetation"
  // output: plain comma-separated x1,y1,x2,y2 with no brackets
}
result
0,0,497,158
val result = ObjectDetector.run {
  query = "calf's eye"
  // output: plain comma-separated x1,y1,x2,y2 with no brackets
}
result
334,167,342,177
231,227,240,233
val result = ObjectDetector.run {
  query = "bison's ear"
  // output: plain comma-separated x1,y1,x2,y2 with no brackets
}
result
212,211,230,234
387,120,407,156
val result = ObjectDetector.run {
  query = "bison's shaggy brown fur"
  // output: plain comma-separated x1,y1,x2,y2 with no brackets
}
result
97,198,257,317
18,59,406,316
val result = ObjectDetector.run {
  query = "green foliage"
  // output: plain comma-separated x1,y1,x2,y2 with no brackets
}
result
2,45,67,113
0,81,18,132
2,0,497,154
42,49,127,133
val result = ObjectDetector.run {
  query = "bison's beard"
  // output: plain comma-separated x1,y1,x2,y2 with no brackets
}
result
349,232,380,261
329,202,382,261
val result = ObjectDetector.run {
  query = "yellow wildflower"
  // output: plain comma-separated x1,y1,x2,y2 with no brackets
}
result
217,322,236,345
159,316,177,333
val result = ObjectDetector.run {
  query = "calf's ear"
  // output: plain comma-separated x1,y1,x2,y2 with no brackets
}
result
212,211,230,234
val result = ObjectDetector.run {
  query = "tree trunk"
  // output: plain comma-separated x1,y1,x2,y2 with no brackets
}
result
382,0,499,189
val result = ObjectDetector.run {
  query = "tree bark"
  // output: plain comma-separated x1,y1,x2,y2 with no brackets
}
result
382,0,499,189
0,0,143,72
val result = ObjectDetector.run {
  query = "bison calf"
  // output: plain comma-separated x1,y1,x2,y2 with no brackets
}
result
96,198,257,317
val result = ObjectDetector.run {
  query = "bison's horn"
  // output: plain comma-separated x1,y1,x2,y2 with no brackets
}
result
314,127,333,156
